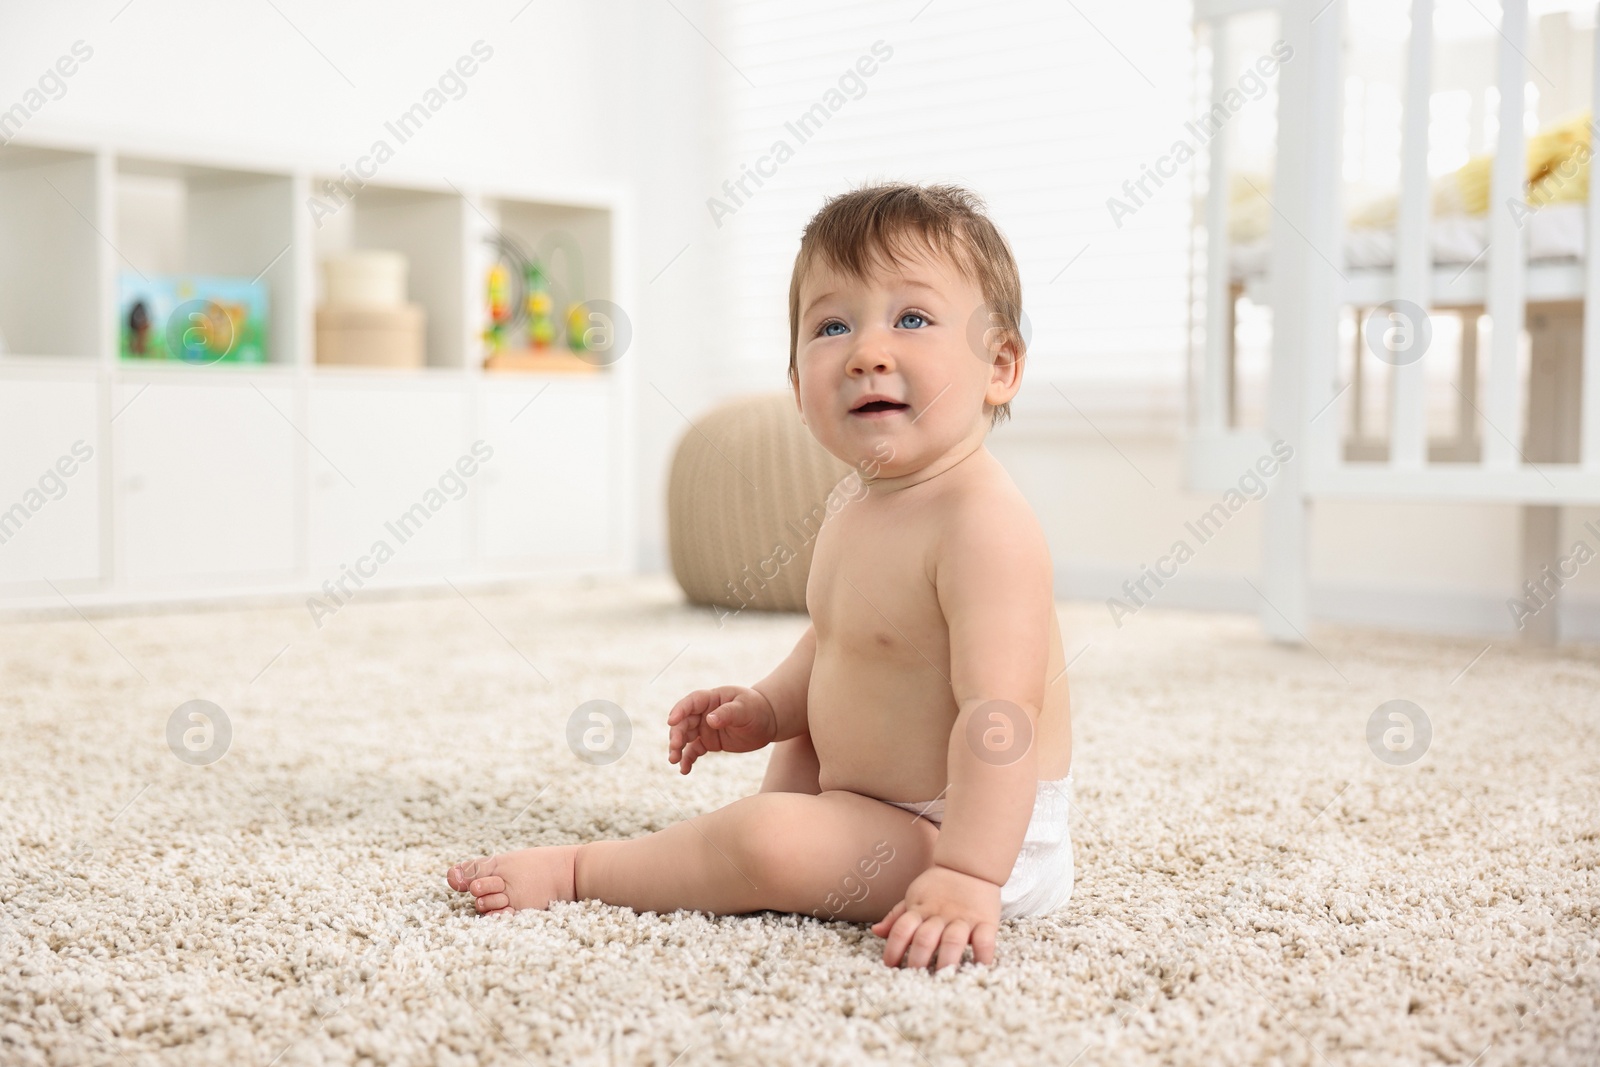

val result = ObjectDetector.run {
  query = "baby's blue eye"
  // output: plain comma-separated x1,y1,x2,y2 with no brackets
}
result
820,321,848,337
897,312,927,329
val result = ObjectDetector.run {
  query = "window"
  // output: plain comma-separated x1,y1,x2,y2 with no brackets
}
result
715,0,1196,390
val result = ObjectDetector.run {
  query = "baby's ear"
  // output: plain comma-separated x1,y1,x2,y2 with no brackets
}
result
985,332,1025,405
791,376,808,426
996,322,1026,369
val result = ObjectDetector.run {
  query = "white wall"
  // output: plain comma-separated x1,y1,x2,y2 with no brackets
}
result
1,3,616,184
605,0,737,574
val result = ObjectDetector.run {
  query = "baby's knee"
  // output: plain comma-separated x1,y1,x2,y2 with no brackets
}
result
718,794,814,885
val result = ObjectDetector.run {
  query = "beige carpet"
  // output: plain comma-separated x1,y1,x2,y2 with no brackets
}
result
2,576,1597,1065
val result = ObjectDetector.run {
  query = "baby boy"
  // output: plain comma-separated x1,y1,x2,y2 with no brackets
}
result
449,183,1075,971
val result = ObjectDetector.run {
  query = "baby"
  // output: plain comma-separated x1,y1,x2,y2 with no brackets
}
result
448,183,1074,971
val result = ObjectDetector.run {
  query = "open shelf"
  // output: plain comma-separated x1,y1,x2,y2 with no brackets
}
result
113,156,298,366
310,180,467,370
474,196,615,371
0,135,622,379
0,145,100,360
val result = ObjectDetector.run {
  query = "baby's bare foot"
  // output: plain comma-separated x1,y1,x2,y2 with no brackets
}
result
446,846,579,915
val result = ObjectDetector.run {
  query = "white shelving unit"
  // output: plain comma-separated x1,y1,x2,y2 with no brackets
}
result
0,132,636,612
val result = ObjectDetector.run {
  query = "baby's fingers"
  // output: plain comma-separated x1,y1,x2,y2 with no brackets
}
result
935,921,971,972
871,901,906,938
666,690,709,726
970,922,998,967
678,739,707,775
880,908,922,968
705,696,751,731
670,711,705,754
904,917,946,970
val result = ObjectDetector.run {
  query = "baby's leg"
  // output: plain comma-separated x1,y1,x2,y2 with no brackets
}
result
578,790,936,917
449,790,937,921
759,733,822,794
446,735,819,914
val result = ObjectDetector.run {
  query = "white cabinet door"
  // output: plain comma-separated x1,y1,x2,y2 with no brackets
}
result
115,378,298,586
307,380,471,580
480,378,616,570
0,374,101,589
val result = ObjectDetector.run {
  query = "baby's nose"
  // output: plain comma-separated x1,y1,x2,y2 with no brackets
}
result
848,348,894,374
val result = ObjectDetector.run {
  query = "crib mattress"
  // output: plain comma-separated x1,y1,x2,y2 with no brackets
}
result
1229,202,1585,280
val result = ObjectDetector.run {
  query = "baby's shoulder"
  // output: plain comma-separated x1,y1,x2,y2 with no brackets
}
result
941,450,1033,512
933,462,1048,555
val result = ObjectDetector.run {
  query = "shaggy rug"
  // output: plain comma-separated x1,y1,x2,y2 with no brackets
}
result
1,576,1596,1065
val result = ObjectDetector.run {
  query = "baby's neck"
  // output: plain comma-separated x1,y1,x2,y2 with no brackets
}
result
866,434,989,494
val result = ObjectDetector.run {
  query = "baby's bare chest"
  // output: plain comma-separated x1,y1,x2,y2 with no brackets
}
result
806,505,948,658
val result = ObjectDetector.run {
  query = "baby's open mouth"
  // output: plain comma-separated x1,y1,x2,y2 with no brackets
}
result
851,399,910,415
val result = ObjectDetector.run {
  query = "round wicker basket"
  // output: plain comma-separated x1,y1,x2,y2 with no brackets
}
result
667,393,850,613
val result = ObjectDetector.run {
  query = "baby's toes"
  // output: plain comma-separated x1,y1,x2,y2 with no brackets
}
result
469,875,506,899
475,892,510,913
447,858,488,891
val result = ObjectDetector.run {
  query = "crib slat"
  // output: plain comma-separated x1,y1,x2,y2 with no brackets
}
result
1583,2,1600,470
1483,0,1529,470
1304,1,1345,476
1202,19,1232,435
1260,0,1332,641
1390,0,1433,470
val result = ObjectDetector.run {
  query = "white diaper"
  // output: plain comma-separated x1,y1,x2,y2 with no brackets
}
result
886,775,1075,921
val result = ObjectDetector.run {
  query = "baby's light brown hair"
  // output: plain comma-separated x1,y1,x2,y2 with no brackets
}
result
787,182,1024,425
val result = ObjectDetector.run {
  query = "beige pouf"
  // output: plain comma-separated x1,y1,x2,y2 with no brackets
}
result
668,392,851,614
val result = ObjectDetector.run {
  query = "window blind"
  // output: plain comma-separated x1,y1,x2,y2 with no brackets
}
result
714,0,1196,389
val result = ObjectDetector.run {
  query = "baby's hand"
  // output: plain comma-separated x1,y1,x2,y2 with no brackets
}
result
666,685,778,774
872,864,1002,971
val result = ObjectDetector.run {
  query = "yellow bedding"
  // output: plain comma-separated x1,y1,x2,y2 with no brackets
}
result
1226,111,1592,241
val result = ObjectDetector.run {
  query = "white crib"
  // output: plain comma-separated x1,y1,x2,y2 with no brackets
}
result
1189,0,1600,643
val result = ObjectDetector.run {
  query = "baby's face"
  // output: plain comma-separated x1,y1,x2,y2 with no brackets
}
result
793,247,1019,479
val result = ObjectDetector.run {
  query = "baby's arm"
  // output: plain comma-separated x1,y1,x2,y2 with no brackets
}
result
752,624,815,742
667,626,815,774
874,498,1052,970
